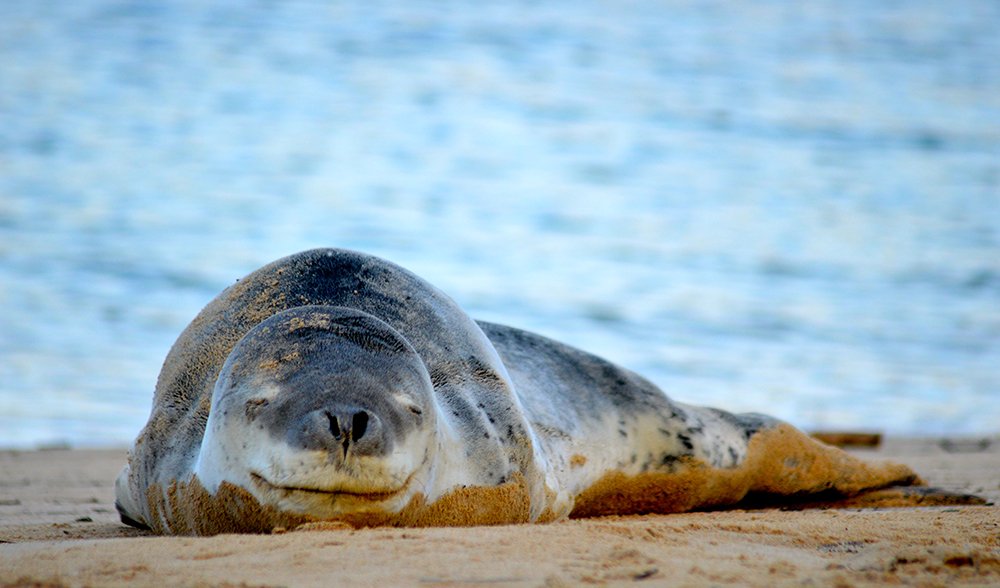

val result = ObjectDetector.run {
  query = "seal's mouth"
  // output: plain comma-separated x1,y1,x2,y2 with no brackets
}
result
249,472,408,502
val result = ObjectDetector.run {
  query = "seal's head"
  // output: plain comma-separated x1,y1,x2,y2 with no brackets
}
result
194,305,436,519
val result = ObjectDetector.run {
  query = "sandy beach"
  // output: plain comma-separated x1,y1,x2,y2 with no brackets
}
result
1,437,997,587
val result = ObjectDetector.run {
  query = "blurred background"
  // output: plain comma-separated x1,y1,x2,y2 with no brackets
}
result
1,0,998,449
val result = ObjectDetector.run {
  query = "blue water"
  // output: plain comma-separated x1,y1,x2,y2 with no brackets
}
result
1,0,998,448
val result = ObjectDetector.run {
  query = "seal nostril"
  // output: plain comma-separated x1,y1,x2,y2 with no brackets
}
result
352,411,369,442
327,411,342,439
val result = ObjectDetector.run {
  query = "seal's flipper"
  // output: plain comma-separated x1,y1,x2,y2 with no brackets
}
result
741,485,989,511
827,485,989,508
116,500,151,530
568,423,925,518
741,424,922,498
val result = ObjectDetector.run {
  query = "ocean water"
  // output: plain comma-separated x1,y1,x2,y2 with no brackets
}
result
1,0,998,449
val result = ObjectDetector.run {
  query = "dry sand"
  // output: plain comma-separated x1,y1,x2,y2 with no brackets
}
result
1,437,997,587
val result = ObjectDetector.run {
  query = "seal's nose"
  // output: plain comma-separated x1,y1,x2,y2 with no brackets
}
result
289,406,385,458
327,409,369,450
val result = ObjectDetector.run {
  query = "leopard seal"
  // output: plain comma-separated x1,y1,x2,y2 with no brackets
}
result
115,248,925,535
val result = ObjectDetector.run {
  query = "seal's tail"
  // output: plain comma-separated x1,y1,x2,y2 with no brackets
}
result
744,485,989,510
740,424,988,508
568,422,985,518
745,423,922,496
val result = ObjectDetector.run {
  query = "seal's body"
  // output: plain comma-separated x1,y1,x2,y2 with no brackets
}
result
116,249,920,535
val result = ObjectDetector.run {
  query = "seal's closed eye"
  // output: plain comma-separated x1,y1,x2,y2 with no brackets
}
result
116,248,945,536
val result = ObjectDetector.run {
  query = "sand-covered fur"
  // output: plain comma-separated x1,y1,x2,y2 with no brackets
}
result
117,249,941,535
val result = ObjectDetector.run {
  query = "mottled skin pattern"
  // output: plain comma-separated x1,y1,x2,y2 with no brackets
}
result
481,322,774,503
116,248,919,534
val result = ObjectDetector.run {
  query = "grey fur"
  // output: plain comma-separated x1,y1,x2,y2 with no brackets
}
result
218,306,429,459
117,249,550,527
115,248,800,529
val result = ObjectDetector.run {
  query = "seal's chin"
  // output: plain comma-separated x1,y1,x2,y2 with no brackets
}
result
248,470,417,517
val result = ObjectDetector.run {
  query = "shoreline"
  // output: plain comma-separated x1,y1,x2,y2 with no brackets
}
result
1,437,997,586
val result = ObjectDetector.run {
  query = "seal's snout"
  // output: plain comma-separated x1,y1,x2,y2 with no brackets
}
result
326,408,377,456
291,406,387,458
327,409,368,444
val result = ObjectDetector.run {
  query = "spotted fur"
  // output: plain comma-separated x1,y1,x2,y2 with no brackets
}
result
116,249,922,535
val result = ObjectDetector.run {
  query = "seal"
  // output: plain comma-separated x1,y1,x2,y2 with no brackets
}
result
115,248,931,535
